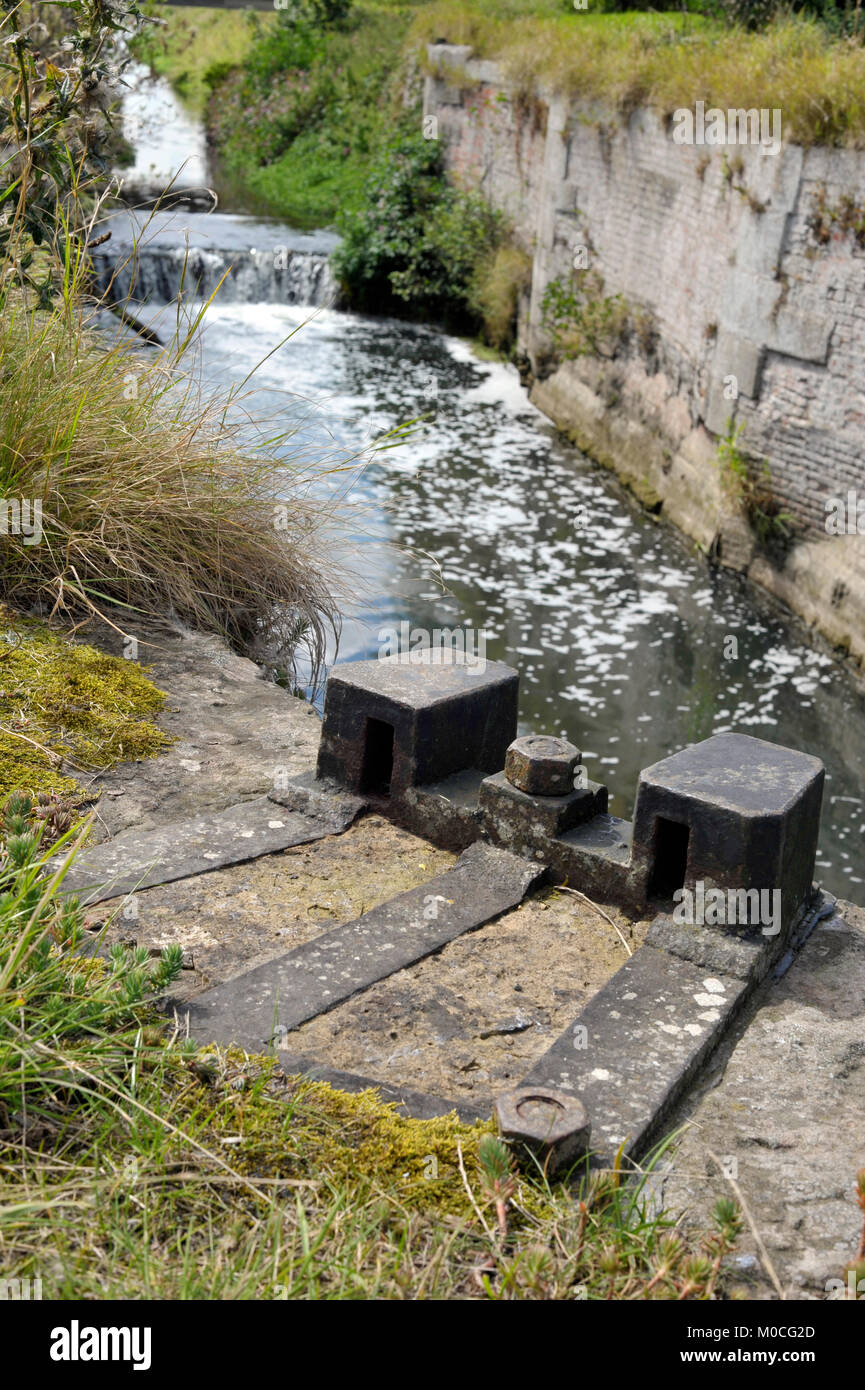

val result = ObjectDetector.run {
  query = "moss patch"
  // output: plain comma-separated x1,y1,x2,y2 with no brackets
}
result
209,1060,495,1218
0,604,170,798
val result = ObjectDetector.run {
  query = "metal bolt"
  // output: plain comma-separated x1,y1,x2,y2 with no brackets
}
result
504,734,581,797
495,1085,591,1175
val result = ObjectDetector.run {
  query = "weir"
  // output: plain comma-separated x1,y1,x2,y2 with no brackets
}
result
93,210,337,309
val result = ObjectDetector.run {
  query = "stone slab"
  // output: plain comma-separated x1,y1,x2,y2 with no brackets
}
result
181,842,546,1052
58,793,363,905
661,901,865,1298
714,328,765,400
520,944,747,1164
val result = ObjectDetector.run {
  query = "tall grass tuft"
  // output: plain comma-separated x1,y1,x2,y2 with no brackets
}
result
0,276,348,682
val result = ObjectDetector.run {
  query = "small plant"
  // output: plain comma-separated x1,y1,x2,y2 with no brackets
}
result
541,269,628,360
717,419,796,555
477,1133,516,1235
808,185,865,249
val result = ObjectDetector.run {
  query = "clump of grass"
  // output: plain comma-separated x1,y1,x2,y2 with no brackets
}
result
0,604,169,800
471,242,533,350
0,2,346,687
717,419,796,556
0,284,346,684
0,802,741,1299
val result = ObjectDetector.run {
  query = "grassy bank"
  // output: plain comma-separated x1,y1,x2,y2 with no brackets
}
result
134,3,865,351
0,794,746,1298
171,1,865,240
412,6,865,147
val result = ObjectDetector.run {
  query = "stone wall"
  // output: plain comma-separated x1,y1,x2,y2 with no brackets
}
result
424,46,865,668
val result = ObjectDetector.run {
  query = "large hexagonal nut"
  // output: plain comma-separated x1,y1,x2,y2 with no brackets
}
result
495,1086,591,1176
504,735,581,797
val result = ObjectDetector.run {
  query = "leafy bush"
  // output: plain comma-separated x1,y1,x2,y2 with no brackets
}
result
333,134,513,336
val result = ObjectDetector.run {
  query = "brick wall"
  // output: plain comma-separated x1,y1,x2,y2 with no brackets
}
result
425,48,865,544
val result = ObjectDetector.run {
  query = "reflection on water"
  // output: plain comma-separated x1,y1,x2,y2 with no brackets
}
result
128,294,865,905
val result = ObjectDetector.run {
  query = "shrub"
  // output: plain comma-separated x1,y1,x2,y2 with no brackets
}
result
333,134,515,338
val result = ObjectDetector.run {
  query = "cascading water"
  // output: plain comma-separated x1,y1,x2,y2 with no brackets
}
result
93,211,338,309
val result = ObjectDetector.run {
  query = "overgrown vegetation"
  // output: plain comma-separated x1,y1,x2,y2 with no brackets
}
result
0,0,136,307
808,183,865,248
0,794,749,1298
0,287,345,678
541,269,630,361
0,1,346,683
191,1,415,227
411,8,865,147
333,133,528,342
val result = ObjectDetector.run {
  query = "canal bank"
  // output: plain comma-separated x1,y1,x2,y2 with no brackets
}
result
423,44,865,675
50,39,865,1302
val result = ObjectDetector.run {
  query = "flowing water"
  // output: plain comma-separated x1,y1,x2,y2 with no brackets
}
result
108,73,865,905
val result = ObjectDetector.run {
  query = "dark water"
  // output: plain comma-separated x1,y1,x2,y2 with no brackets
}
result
118,276,865,906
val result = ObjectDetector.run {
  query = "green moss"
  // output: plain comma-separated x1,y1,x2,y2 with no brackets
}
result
0,605,170,799
187,1050,557,1224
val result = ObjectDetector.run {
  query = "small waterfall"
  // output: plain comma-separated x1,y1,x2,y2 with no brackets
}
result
93,211,340,310
94,241,336,309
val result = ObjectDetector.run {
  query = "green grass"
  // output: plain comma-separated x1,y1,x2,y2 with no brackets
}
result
0,793,745,1299
203,4,417,227
144,2,865,244
413,7,865,145
133,5,273,117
